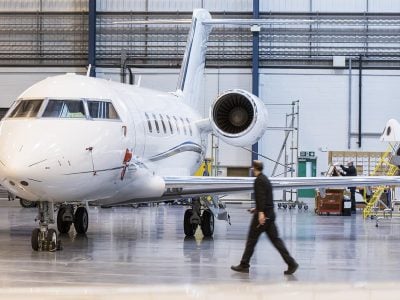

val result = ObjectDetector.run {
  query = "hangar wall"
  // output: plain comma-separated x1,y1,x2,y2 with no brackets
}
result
0,67,86,107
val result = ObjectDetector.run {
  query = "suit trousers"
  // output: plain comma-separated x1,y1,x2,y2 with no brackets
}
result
349,187,356,211
240,214,296,268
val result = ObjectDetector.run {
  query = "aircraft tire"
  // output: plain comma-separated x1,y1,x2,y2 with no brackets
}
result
183,209,197,236
201,209,214,237
74,207,89,234
20,198,36,208
31,228,40,251
57,207,72,234
47,229,58,251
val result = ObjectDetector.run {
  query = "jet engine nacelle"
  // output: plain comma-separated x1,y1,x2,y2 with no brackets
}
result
210,89,268,147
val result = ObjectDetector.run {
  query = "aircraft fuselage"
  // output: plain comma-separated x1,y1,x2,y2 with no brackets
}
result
0,74,205,204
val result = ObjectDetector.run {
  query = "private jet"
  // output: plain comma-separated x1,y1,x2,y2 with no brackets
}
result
1,9,400,251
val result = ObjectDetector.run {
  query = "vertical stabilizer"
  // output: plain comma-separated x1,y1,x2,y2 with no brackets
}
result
176,9,212,110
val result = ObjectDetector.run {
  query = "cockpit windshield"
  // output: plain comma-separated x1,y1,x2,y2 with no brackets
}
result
42,100,85,118
8,100,43,118
87,101,119,119
7,98,120,121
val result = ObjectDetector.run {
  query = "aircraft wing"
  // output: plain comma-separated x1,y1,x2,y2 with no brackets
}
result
162,175,400,198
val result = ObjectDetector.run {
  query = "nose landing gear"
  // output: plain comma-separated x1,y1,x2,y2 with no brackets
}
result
31,202,89,251
31,201,60,252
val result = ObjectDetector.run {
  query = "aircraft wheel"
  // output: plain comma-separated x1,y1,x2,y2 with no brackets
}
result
201,209,214,237
20,198,36,208
47,228,58,252
183,209,197,236
31,228,40,251
74,207,89,234
304,205,309,211
57,206,72,234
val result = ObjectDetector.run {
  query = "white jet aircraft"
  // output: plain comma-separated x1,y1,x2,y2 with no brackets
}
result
1,9,400,251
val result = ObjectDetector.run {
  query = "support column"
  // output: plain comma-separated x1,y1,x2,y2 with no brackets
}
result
88,0,96,77
358,55,362,148
251,0,260,161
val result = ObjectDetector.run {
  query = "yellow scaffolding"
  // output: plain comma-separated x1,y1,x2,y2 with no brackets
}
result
363,143,399,219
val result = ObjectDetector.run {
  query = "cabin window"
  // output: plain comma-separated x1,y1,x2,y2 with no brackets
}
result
180,117,187,135
87,101,119,119
152,113,160,133
42,100,85,118
186,118,193,136
9,100,43,118
159,114,167,134
145,112,152,133
166,115,173,134
173,116,180,134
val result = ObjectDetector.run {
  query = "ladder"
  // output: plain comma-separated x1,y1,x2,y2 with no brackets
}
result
363,143,399,219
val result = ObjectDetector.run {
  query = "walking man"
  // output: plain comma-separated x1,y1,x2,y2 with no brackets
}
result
231,160,298,275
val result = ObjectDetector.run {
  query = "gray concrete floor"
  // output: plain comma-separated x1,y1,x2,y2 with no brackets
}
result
1,200,400,299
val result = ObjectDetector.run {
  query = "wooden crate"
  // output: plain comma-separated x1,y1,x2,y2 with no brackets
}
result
315,189,344,215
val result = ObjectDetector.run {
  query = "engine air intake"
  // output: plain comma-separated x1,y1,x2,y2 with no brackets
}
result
213,93,254,134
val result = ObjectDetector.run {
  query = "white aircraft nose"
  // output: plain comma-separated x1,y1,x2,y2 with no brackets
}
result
0,121,61,200
0,154,45,201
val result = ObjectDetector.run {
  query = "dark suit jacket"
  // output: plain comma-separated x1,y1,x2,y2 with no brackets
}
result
341,165,357,176
254,173,275,220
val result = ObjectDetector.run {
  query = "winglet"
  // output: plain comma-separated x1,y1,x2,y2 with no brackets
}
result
380,119,400,142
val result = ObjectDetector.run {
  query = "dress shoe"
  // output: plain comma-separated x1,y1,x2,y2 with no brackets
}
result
231,264,249,273
284,262,298,275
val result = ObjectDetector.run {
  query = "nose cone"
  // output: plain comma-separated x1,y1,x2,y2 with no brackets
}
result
0,137,46,201
0,120,64,201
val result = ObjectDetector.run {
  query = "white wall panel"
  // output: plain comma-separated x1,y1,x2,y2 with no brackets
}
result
259,69,398,176
261,0,310,12
0,67,85,107
368,0,400,12
312,0,367,12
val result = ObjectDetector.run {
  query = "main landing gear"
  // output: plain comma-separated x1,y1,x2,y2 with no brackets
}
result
31,202,89,251
183,197,214,237
57,205,89,234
